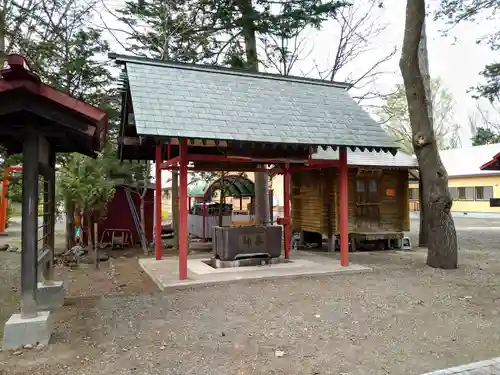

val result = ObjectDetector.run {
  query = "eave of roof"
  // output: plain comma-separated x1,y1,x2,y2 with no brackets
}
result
312,147,417,168
0,54,108,152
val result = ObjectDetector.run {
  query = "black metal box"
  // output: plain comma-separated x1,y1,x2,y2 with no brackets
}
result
212,226,283,261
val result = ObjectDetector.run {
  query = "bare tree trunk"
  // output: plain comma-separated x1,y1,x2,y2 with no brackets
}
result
218,190,224,227
400,0,457,269
218,173,226,227
238,0,270,226
418,178,428,246
0,3,5,64
172,170,179,250
417,20,431,247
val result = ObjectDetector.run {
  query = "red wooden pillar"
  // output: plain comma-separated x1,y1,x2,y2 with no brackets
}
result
339,148,349,267
179,139,189,280
283,164,291,259
0,167,10,233
155,145,163,260
202,198,207,242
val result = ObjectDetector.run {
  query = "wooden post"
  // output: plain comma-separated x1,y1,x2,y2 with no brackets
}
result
42,149,56,282
269,188,274,224
339,148,349,267
283,164,291,259
21,131,39,318
202,198,207,242
179,139,189,280
155,145,162,260
0,166,9,232
172,171,179,250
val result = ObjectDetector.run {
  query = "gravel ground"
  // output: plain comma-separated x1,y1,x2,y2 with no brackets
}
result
1,217,500,375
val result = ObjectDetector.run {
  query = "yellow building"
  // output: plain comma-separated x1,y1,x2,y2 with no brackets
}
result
409,144,500,214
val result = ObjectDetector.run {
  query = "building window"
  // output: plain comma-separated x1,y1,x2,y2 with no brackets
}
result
475,186,493,200
449,187,458,200
356,178,378,203
369,180,377,193
409,188,419,200
356,180,365,192
458,187,474,200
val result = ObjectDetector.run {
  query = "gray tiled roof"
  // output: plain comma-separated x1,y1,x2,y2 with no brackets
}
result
116,55,397,152
313,147,418,168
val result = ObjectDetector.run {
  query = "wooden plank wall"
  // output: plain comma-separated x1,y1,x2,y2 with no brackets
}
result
331,169,357,233
291,168,411,235
400,170,410,231
291,170,322,233
378,170,405,232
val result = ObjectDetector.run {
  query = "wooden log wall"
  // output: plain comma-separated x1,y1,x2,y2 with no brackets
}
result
291,168,411,235
291,170,323,233
376,169,407,232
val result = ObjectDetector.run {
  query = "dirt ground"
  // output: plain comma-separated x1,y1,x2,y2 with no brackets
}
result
1,217,500,375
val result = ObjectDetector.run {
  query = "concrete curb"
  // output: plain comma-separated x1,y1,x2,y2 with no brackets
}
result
422,357,500,374
139,258,372,293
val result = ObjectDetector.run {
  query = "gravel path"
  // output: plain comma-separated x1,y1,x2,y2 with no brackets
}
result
1,218,500,375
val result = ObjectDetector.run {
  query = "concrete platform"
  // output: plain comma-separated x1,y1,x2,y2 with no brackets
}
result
140,251,371,291
36,281,64,311
422,357,500,374
2,311,53,350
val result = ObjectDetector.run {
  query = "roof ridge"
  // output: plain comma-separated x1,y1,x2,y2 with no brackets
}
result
109,53,351,90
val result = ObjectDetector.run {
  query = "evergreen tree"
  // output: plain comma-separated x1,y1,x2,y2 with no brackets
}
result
437,0,500,103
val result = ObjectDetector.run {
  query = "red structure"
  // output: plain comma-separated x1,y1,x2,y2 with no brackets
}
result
99,185,154,245
112,54,397,280
0,165,23,233
157,151,349,279
155,147,162,260
480,152,500,171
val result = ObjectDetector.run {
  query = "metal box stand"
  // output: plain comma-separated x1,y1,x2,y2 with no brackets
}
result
212,226,282,261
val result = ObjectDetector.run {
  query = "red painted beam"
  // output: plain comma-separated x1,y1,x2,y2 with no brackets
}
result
289,163,340,173
189,167,284,173
339,149,349,267
155,146,163,260
159,156,180,169
306,159,341,166
283,163,291,259
178,139,189,280
188,153,307,165
161,166,284,174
